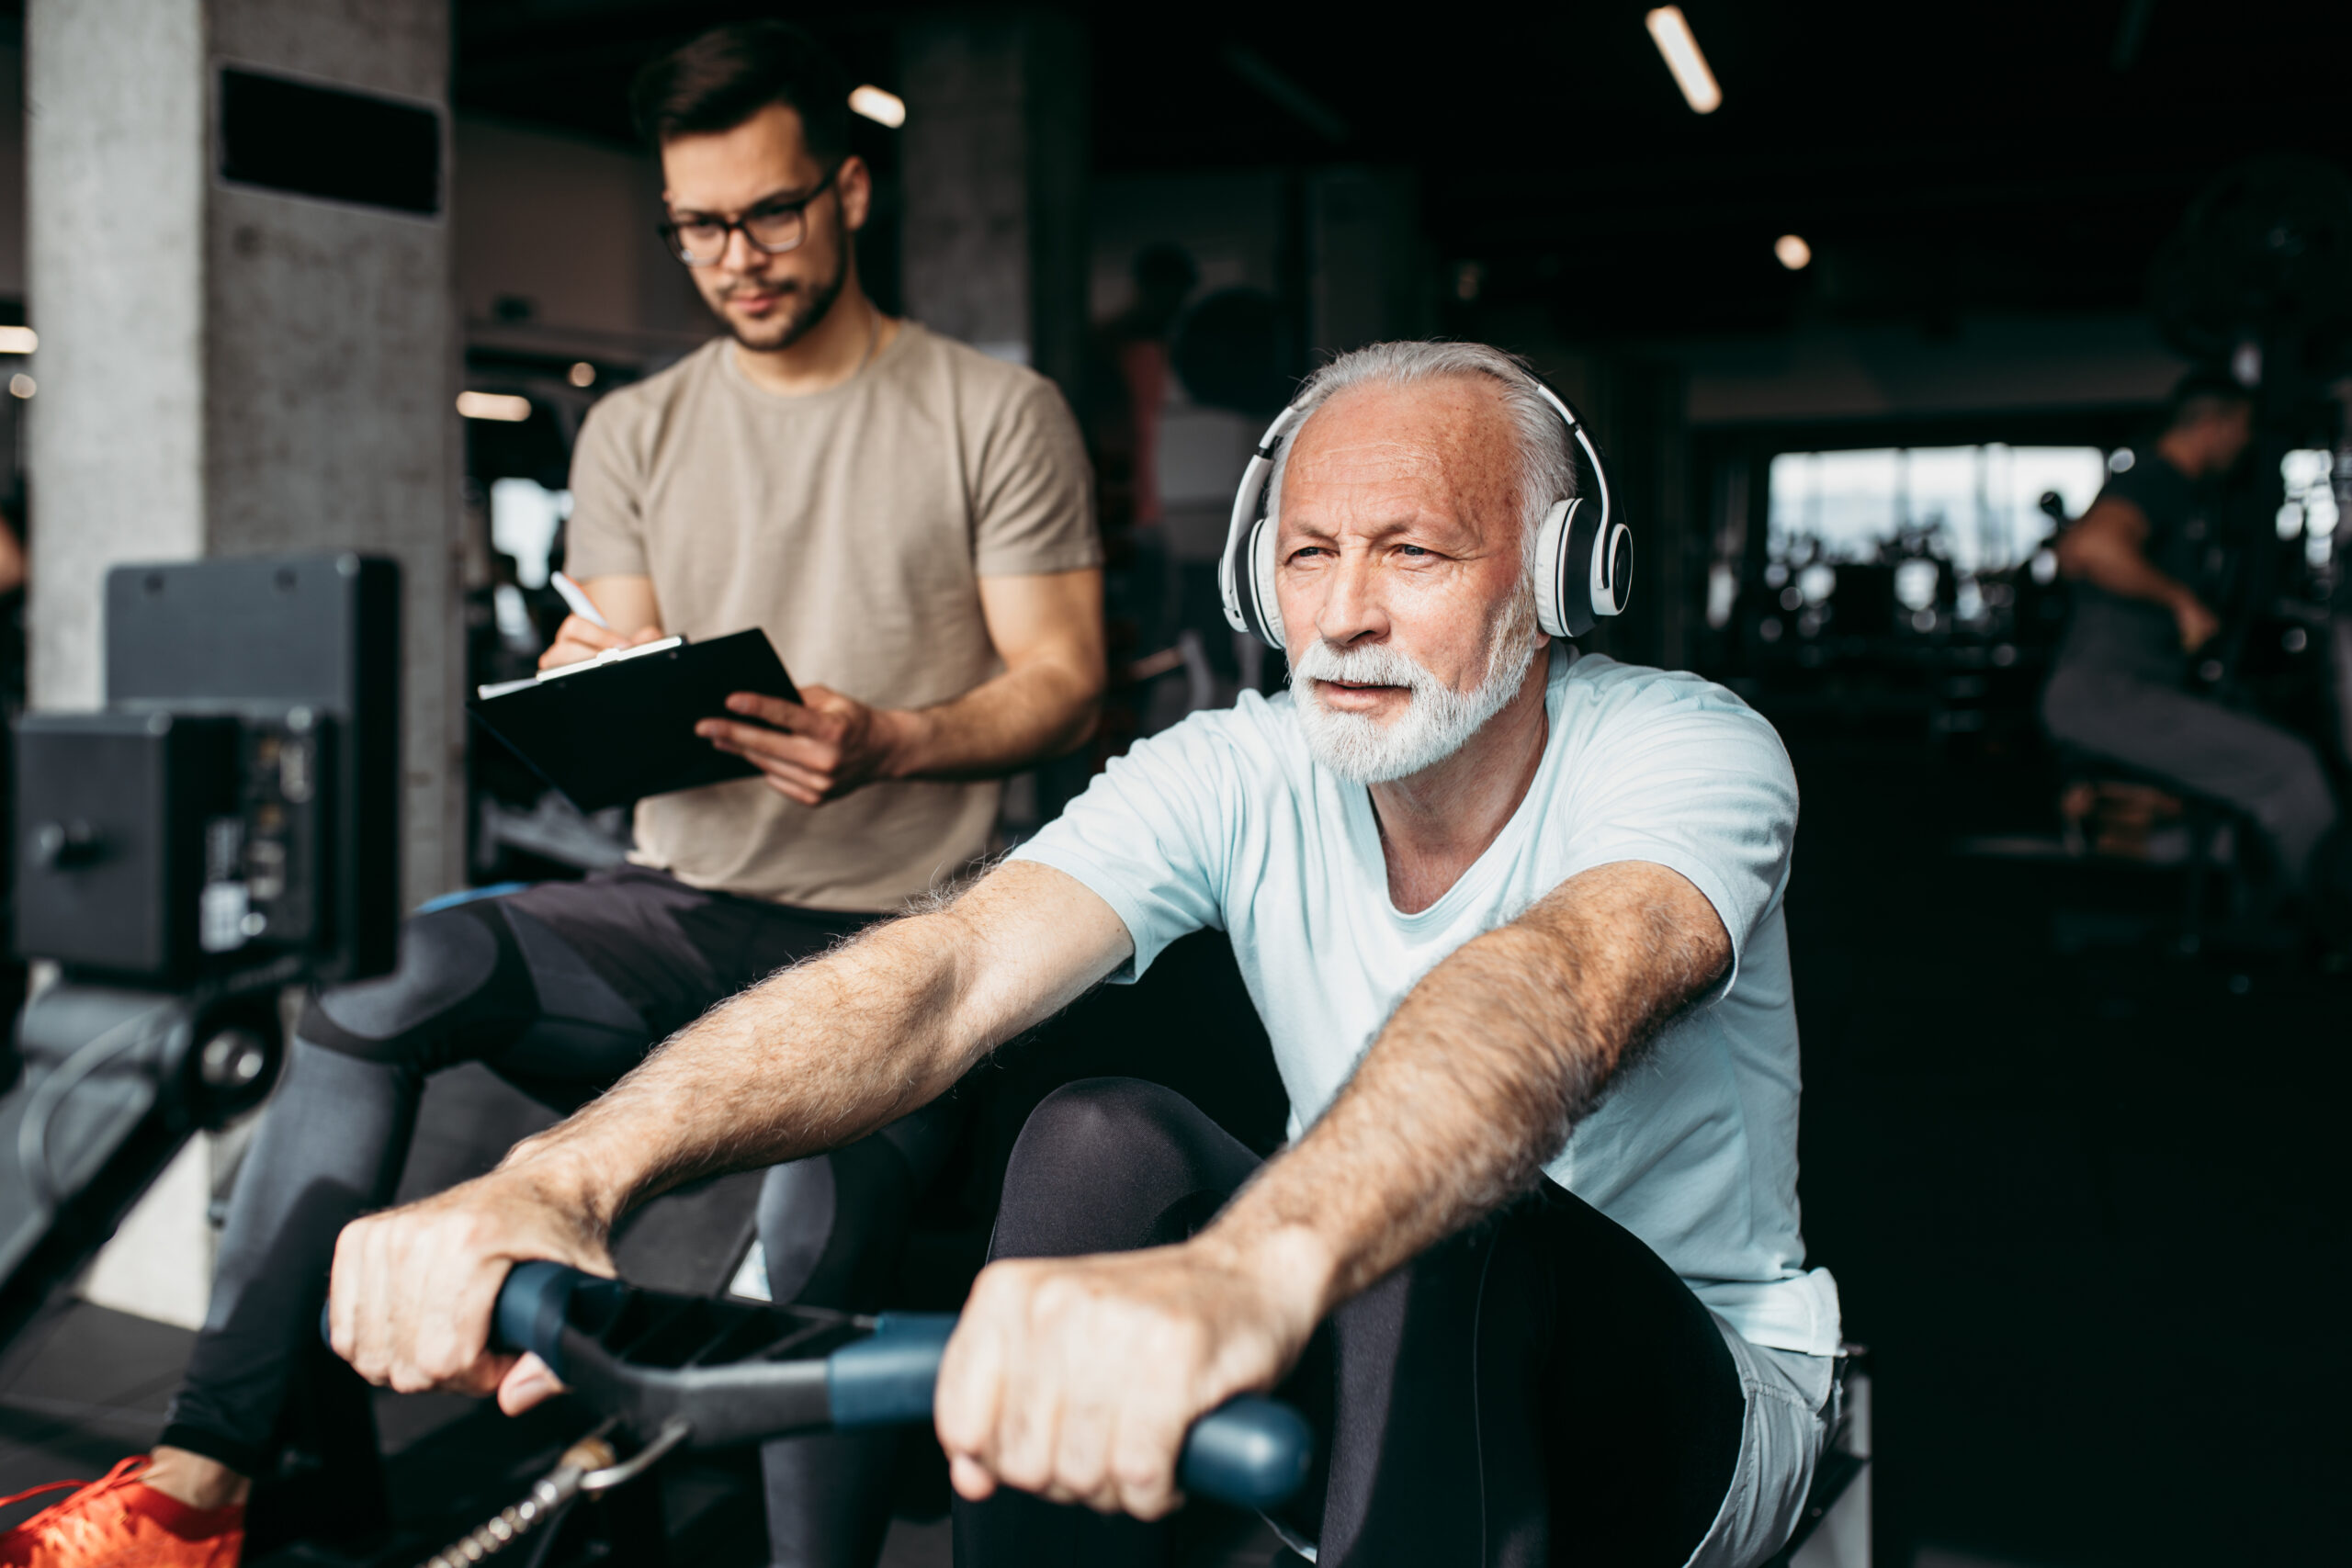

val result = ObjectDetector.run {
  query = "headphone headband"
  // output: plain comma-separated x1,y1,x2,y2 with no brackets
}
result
1529,384,1611,536
1217,370,1631,649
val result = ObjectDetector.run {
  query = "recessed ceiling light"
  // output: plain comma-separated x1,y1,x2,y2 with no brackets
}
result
849,85,906,129
457,390,531,422
1775,234,1813,271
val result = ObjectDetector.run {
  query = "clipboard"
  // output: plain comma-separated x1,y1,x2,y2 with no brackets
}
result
468,628,802,812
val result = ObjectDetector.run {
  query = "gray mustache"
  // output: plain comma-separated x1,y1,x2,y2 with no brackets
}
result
1294,642,1438,693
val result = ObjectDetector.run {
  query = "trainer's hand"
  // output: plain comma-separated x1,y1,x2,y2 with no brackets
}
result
327,1167,614,1415
539,616,664,671
933,1239,1317,1519
695,686,912,807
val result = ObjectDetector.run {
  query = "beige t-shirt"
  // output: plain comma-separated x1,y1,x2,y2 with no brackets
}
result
565,323,1100,910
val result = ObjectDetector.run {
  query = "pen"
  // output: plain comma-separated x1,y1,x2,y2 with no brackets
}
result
549,570,611,629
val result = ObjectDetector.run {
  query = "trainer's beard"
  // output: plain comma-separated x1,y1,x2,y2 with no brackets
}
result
719,241,849,354
1291,581,1542,784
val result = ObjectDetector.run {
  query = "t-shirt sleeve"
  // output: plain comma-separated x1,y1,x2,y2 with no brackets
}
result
561,396,651,581
1554,684,1798,996
970,375,1103,578
1008,710,1245,980
2092,456,2182,528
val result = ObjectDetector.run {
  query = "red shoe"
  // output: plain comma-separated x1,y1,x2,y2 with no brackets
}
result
0,1457,243,1566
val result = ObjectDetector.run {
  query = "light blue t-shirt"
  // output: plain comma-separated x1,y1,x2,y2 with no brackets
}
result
1012,647,1840,1356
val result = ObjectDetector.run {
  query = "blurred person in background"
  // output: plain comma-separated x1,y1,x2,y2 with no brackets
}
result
2042,369,2351,931
1080,243,1201,764
0,20,1102,1568
1094,243,1200,543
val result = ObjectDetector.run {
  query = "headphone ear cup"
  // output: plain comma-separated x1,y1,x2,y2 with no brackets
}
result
1534,498,1588,639
1591,523,1633,619
1218,539,1248,637
1249,516,1284,648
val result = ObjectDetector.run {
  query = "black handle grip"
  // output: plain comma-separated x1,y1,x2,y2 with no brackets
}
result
492,1264,1313,1511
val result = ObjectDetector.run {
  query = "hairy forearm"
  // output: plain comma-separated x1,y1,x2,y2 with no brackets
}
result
496,913,975,1230
889,651,1102,782
1199,862,1730,1313
495,864,1124,1233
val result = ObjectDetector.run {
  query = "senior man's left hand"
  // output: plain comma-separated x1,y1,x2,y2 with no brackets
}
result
695,687,909,806
933,1238,1319,1518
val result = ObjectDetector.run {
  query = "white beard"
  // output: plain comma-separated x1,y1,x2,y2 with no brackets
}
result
1290,584,1541,784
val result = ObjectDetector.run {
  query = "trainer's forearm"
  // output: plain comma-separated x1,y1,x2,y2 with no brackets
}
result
1199,861,1730,1314
889,650,1102,782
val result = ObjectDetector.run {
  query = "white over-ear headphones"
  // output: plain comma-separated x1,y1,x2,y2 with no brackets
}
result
1216,379,1631,649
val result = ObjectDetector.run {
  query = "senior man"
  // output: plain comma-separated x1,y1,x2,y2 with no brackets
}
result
330,342,1839,1567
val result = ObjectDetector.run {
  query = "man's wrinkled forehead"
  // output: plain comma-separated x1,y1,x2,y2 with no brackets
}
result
1280,379,1519,529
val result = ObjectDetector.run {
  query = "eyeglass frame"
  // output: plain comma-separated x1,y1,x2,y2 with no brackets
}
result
656,163,844,267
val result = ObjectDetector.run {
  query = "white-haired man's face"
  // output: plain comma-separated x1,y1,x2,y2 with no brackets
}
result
1273,378,1550,784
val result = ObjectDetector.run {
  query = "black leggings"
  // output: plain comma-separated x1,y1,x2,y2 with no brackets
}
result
157,867,942,1568
953,1079,1746,1568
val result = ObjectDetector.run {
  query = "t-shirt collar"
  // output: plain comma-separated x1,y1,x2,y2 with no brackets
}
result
718,316,911,405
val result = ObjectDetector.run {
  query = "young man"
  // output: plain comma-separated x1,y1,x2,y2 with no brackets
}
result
331,343,1842,1567
2043,372,2345,910
2,21,1102,1568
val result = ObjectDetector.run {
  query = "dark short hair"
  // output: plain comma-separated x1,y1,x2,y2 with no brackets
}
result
629,20,852,163
2166,367,2254,431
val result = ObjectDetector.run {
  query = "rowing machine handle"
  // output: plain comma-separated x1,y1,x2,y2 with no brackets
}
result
496,1261,1313,1511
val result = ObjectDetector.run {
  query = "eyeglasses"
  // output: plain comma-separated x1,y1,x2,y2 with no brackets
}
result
657,165,842,267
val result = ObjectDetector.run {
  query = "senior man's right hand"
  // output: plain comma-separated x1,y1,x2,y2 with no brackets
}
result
326,1166,616,1415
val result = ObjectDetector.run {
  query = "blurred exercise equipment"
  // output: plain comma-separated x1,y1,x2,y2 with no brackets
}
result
0,555,400,1355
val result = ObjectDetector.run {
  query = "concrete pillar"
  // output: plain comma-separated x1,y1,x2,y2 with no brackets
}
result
899,10,1088,396
26,0,462,1326
27,0,464,909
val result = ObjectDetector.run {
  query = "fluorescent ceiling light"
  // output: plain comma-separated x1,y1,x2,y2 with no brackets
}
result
0,327,37,355
457,390,532,423
849,85,905,129
1645,7,1722,114
1775,234,1812,270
